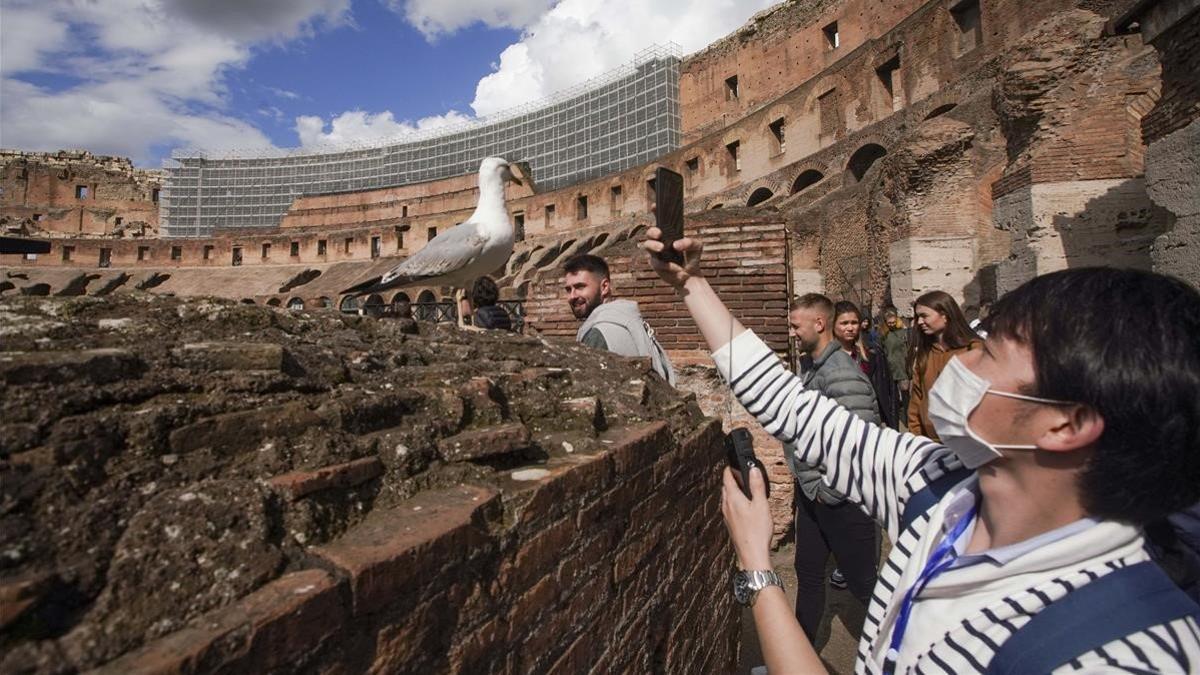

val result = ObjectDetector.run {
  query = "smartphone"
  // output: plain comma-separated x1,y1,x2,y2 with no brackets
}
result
727,427,768,499
654,166,685,265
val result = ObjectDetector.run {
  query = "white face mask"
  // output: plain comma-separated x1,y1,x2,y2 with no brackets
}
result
928,356,1070,468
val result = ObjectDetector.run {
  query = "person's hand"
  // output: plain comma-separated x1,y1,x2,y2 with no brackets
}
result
721,465,774,570
643,226,703,290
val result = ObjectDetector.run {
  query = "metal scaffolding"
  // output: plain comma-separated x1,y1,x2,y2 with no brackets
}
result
162,45,683,237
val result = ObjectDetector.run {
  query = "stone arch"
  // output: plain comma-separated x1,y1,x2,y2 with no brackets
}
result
339,296,358,313
924,102,958,120
362,293,386,317
241,298,257,305
846,143,888,184
391,291,411,304
317,296,332,308
266,297,282,307
746,187,774,207
709,202,724,210
415,289,438,321
791,169,825,194
286,297,304,310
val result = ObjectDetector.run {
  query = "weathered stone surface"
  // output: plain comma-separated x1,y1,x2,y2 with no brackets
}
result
312,484,499,616
173,341,286,371
93,569,342,675
266,457,384,501
0,348,144,385
437,422,533,462
167,401,323,454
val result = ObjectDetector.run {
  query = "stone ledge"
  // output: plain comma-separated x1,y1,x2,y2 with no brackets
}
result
312,484,500,617
265,457,384,501
93,569,342,675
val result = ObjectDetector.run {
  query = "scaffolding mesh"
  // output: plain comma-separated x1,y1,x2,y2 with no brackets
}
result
162,45,682,237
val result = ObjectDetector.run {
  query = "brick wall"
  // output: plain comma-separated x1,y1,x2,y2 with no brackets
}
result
522,213,791,364
1141,7,1200,144
97,421,737,674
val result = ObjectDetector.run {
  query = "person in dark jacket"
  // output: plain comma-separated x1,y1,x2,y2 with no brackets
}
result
470,276,513,331
788,293,880,641
833,301,897,429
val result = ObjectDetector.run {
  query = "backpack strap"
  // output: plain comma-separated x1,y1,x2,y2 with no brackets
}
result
899,467,973,533
987,561,1200,675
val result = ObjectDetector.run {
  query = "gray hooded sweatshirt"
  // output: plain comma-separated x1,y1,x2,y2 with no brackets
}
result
575,299,676,386
794,340,880,504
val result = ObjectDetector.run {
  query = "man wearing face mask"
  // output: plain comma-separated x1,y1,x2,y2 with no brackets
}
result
643,226,1200,674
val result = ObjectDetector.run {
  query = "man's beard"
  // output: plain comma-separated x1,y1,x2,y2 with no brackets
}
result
571,295,601,319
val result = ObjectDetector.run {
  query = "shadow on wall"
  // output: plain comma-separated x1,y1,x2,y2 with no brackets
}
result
1051,179,1172,273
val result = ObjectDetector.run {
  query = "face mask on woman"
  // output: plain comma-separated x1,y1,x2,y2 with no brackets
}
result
927,356,1072,468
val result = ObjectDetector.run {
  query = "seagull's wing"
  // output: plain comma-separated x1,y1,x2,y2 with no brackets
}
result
340,221,488,295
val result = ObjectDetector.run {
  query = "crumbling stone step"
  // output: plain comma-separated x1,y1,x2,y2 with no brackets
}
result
265,457,384,501
312,484,499,616
0,348,145,385
92,569,342,674
172,342,285,372
437,422,532,462
167,400,323,455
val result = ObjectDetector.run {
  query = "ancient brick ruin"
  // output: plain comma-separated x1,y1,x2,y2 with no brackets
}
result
0,295,734,673
2,0,1199,669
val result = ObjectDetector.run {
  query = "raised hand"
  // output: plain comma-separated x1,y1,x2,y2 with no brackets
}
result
642,226,704,289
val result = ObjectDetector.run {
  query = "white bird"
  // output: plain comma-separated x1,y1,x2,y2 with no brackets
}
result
340,157,524,327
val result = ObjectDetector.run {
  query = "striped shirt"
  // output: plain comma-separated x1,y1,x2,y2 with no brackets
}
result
714,330,1200,674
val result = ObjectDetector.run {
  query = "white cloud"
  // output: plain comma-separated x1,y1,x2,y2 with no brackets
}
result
0,0,348,165
295,109,476,148
392,0,557,39
470,0,777,116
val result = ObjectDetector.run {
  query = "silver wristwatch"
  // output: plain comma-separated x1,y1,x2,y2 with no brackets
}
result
733,569,784,606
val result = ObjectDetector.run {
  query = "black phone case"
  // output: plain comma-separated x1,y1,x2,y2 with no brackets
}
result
654,167,685,265
727,427,768,499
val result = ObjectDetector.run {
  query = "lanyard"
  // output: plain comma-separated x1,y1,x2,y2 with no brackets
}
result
883,505,977,675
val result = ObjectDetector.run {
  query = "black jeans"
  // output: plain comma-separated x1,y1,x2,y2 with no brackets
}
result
793,489,879,640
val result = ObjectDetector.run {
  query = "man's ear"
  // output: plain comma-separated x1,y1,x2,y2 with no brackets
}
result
814,316,826,334
1037,404,1105,453
600,277,612,300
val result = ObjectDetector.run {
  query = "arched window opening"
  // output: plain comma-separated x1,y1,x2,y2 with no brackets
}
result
339,295,359,313
791,170,825,194
415,290,437,321
924,103,957,120
747,188,774,207
266,298,281,307
846,144,888,184
287,297,304,310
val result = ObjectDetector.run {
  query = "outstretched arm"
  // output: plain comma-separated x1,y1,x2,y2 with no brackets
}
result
642,228,747,352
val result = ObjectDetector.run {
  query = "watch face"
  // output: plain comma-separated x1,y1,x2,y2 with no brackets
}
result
733,571,750,605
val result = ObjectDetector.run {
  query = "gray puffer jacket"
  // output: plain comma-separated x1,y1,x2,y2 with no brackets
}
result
793,340,880,505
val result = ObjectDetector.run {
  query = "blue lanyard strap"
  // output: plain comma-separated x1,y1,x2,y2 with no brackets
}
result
883,505,977,675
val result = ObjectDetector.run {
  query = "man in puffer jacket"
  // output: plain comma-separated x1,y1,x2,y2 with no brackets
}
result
787,293,880,641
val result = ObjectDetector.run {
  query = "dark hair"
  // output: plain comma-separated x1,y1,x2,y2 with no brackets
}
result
471,276,499,308
988,267,1200,524
908,290,979,375
562,253,609,279
833,300,862,321
790,293,833,321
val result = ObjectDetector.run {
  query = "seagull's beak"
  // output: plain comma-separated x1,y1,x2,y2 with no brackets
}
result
506,163,524,186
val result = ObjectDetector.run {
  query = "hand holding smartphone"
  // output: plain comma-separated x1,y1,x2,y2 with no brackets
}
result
727,427,768,500
654,166,685,265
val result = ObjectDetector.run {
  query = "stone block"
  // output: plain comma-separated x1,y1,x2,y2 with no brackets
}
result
437,422,532,462
0,348,145,385
312,484,499,616
558,396,606,432
167,400,323,455
173,341,285,372
266,457,383,501
93,569,343,675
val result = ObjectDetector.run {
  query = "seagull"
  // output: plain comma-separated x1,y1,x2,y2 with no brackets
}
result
340,157,524,327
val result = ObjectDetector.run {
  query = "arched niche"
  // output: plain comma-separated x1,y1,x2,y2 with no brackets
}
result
791,170,825,194
747,188,774,207
846,144,888,184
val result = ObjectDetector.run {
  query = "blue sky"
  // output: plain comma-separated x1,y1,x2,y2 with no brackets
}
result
0,0,775,167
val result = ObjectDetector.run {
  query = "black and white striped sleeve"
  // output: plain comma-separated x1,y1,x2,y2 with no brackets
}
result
713,330,956,539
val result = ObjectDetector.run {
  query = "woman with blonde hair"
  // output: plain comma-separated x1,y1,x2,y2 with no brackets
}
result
906,290,981,440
